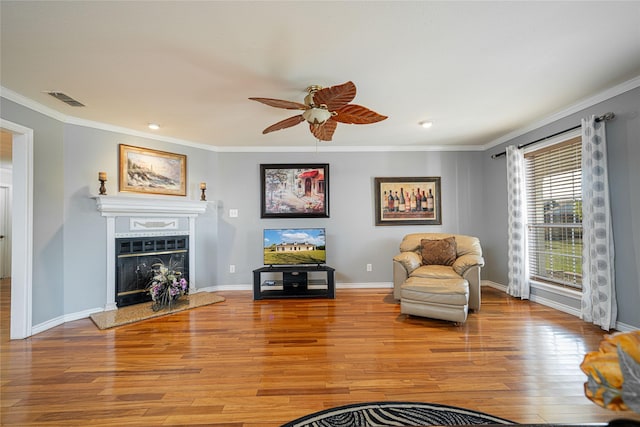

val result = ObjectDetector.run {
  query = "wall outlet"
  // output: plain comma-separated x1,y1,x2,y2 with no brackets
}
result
366,263,372,272
229,264,236,273
229,209,238,218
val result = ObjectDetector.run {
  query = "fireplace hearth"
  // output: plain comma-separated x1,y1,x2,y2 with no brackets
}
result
116,236,189,307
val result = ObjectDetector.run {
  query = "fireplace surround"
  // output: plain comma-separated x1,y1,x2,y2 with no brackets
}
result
94,196,207,310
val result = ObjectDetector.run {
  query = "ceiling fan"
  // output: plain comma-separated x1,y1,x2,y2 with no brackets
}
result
249,81,387,141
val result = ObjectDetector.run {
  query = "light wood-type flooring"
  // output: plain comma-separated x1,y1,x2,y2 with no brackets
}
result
2,277,639,426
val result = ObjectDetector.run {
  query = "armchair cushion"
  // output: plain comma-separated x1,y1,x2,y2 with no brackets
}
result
420,237,457,266
402,277,469,306
410,265,461,280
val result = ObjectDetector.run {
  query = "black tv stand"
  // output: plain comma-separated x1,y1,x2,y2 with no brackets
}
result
253,265,335,300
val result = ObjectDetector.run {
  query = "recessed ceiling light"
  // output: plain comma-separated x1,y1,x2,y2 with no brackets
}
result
148,123,160,130
418,120,433,129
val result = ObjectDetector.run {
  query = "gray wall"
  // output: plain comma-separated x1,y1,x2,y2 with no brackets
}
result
2,85,639,330
1,98,65,325
482,86,640,328
214,151,484,286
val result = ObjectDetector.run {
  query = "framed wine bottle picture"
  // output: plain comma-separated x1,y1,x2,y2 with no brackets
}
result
374,177,441,225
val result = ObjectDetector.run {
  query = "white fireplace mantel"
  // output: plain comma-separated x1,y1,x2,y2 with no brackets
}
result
93,195,208,311
94,195,207,217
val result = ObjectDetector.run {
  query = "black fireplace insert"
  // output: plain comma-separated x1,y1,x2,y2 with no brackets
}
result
115,236,189,307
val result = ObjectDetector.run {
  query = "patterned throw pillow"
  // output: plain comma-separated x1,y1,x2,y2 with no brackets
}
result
420,237,457,266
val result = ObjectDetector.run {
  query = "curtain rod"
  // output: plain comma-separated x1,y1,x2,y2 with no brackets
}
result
490,112,615,159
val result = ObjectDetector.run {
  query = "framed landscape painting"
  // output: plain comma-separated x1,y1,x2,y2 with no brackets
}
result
260,163,329,218
374,177,441,225
119,144,187,196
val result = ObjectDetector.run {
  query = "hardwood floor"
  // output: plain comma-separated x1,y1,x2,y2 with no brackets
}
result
1,277,639,426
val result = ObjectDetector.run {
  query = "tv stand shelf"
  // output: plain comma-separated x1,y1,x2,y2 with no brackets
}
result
253,265,335,300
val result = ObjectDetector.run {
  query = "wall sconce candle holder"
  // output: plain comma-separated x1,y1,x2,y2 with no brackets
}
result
98,172,107,195
200,182,207,201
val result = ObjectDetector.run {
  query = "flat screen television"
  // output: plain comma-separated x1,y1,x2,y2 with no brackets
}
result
263,228,326,266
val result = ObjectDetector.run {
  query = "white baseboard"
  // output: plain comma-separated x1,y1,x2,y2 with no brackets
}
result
481,280,581,317
211,284,252,291
189,285,224,294
31,307,103,335
337,282,393,289
204,282,393,292
530,294,581,318
31,316,65,335
614,321,638,332
482,280,506,291
480,280,638,331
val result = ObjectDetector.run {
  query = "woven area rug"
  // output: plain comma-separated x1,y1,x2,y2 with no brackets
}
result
90,292,225,329
281,401,515,427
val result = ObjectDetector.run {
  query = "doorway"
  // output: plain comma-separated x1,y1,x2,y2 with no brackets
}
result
0,139,10,278
0,120,33,339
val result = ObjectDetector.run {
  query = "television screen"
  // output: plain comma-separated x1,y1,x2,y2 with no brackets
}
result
263,228,326,266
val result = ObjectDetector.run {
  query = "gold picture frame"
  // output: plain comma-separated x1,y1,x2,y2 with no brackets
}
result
119,144,187,196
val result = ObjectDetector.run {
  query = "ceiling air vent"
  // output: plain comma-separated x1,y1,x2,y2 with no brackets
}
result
46,91,85,107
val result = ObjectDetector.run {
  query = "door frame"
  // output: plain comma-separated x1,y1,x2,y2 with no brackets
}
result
0,119,33,339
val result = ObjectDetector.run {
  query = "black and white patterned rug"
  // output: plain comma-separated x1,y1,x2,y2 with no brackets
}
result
281,401,515,427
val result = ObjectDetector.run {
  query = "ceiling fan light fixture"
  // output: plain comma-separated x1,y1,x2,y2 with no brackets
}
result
419,120,433,129
304,85,323,107
302,107,332,125
250,81,387,141
148,123,160,130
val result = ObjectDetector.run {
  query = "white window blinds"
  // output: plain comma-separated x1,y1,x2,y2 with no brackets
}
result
524,136,582,289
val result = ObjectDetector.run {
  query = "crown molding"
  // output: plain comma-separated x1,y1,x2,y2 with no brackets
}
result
65,116,215,152
1,87,68,122
482,75,640,151
0,86,493,153
214,144,485,153
4,76,639,154
1,86,217,151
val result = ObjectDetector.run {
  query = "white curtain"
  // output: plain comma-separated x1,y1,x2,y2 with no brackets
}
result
506,145,529,299
581,116,617,330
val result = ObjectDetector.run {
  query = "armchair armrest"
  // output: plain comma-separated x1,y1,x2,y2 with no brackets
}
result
393,252,422,275
454,255,484,311
452,254,485,277
392,252,422,300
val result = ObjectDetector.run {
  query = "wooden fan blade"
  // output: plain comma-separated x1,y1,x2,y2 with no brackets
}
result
309,119,337,141
332,104,388,124
312,81,356,111
262,115,305,134
249,97,307,110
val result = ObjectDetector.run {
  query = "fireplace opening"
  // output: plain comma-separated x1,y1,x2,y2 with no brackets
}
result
115,236,189,307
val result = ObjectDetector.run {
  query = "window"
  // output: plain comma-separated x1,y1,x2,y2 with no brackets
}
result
524,132,582,290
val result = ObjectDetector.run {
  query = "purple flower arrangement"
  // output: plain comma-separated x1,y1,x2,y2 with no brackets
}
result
147,261,189,311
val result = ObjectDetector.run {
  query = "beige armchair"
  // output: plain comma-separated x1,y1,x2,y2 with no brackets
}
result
393,233,484,323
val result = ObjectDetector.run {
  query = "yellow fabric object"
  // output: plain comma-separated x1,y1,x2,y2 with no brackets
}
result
580,330,640,411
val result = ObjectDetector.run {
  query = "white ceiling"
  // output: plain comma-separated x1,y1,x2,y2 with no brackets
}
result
1,1,640,150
